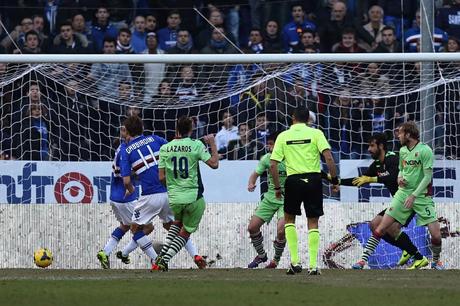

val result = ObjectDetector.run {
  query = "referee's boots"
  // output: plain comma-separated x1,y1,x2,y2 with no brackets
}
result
286,263,302,275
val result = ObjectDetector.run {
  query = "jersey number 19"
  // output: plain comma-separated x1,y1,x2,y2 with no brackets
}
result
171,156,189,179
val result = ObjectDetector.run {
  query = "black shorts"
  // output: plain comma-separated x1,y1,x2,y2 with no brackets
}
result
284,173,323,218
378,209,415,227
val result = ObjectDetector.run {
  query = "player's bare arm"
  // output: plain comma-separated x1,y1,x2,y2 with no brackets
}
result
122,176,135,197
269,159,282,200
248,171,259,192
203,134,219,169
322,149,339,193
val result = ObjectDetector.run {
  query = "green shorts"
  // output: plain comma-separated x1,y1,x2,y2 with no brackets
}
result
170,197,206,233
385,190,437,226
254,197,284,223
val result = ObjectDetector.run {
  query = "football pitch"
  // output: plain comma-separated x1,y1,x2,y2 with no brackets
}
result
1,269,459,306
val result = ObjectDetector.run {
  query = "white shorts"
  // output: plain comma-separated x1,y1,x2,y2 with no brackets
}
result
110,200,136,225
132,192,174,225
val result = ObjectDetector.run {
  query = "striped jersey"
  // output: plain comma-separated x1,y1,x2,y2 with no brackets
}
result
110,145,138,203
120,135,168,196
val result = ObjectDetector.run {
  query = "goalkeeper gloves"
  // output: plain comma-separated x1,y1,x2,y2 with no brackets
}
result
352,176,377,187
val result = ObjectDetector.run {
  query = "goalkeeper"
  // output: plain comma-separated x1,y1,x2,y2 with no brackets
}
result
332,133,424,269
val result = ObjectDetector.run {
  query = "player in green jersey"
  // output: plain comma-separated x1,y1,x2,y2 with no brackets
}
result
359,122,444,270
154,116,219,271
247,132,287,269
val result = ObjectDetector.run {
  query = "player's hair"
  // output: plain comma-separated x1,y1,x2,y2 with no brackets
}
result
176,116,193,136
292,107,309,123
369,133,388,150
123,115,143,137
290,2,304,11
399,121,420,140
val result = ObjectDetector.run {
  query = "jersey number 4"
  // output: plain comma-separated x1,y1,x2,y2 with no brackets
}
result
171,156,189,179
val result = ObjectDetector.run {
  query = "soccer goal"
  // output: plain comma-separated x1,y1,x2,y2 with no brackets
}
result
0,53,459,269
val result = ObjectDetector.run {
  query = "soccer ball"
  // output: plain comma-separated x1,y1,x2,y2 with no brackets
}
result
33,248,53,268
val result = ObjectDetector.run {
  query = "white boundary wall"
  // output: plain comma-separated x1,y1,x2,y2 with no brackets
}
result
1,203,459,269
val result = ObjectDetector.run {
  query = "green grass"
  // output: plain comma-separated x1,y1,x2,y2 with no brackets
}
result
1,269,459,306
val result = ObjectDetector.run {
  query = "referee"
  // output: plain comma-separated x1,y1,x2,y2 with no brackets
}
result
270,108,339,275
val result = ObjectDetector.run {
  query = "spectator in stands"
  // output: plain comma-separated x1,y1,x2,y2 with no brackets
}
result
379,0,417,39
263,20,282,53
327,93,366,159
16,30,42,54
154,79,173,99
90,7,118,53
201,26,237,54
174,65,198,102
404,8,448,52
196,9,231,50
445,36,460,52
167,29,195,54
247,28,264,53
90,37,133,99
1,17,34,52
227,123,264,160
44,0,59,34
32,15,49,50
373,26,402,53
357,5,385,52
294,29,319,52
227,62,259,106
282,3,316,52
145,14,157,32
55,80,90,161
71,13,91,40
215,110,239,156
437,0,460,39
318,1,354,52
52,22,89,54
21,104,50,161
253,112,276,144
332,28,366,53
359,63,390,96
237,79,276,125
131,15,147,54
157,10,181,51
116,28,135,54
143,32,165,103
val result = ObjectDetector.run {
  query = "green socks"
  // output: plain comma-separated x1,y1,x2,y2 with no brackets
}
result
308,229,320,269
285,223,299,265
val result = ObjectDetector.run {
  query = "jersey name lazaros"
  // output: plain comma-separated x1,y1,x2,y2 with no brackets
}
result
120,135,167,196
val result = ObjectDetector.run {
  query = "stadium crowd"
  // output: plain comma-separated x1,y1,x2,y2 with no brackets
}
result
1,0,460,162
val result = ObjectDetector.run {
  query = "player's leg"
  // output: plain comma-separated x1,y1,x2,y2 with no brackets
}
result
283,175,303,274
131,194,164,263
97,201,133,269
117,223,154,264
247,215,267,268
162,216,206,269
353,193,412,269
266,207,286,268
370,211,423,265
303,173,323,275
413,200,443,269
158,197,206,271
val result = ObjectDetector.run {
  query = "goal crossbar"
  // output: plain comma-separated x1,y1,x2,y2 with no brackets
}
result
1,53,460,64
